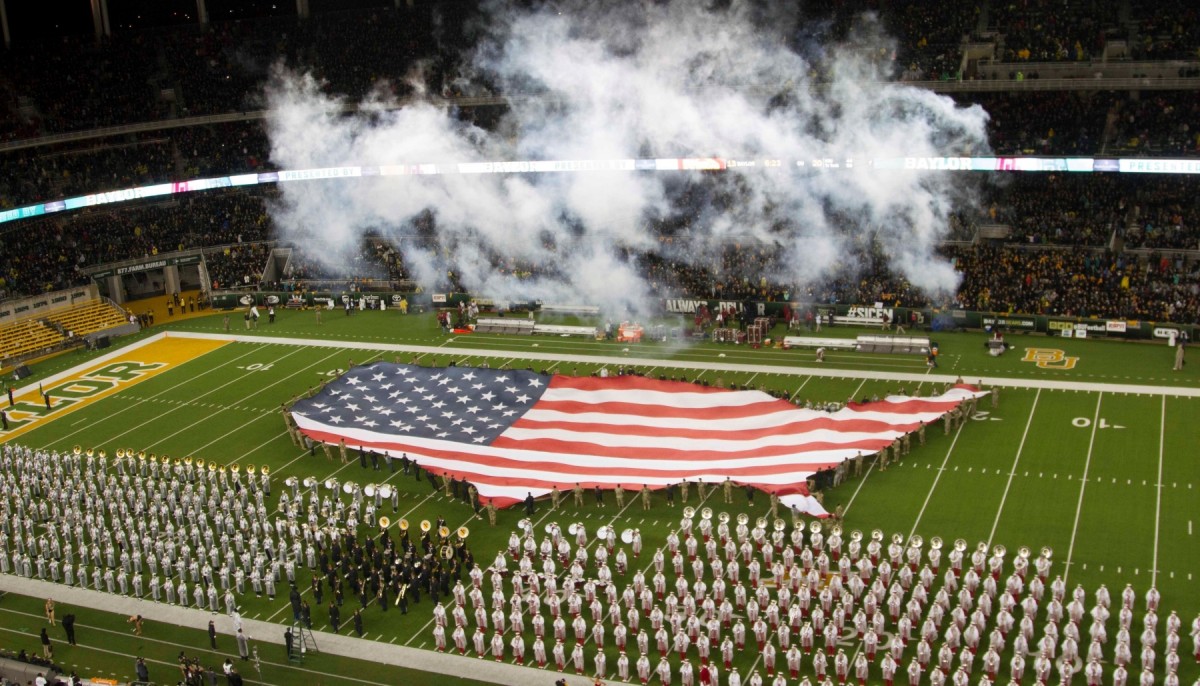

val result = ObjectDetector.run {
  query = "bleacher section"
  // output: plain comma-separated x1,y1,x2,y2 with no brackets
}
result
473,318,535,335
854,335,933,355
0,299,134,365
533,324,600,337
472,318,598,337
782,334,932,355
47,300,129,337
0,319,62,363
782,336,859,350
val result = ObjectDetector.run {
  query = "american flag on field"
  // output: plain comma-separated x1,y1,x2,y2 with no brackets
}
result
289,362,986,516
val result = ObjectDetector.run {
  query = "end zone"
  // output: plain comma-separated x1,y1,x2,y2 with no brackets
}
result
0,333,228,440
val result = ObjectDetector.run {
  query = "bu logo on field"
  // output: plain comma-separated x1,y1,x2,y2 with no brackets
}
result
1021,348,1079,370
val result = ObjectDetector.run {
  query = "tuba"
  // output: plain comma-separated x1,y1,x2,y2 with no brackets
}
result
420,520,432,533
247,464,257,475
701,507,713,521
930,537,944,550
261,465,270,476
993,544,1006,559
1040,547,1053,559
737,513,749,526
851,530,863,543
718,512,731,524
954,538,967,552
1018,546,1031,560
809,521,823,535
871,530,884,542
682,506,696,520
399,519,410,531
774,519,787,532
378,516,391,530
457,527,469,539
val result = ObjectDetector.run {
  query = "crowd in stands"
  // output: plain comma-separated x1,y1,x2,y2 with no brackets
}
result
959,92,1117,156
206,242,272,291
0,2,1199,142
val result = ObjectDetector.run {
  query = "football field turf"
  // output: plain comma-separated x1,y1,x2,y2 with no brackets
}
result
2,307,1197,686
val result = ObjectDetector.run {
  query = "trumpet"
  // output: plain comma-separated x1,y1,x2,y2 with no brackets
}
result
420,520,432,533
399,519,409,531
683,506,696,520
247,464,257,475
701,507,713,521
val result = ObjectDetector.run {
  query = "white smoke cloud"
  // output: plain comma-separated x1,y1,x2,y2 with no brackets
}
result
264,0,990,313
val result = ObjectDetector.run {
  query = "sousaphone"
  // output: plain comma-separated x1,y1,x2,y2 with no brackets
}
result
930,537,944,550
1018,546,1031,559
871,529,884,542
851,530,863,543
1040,547,1053,559
399,519,410,531
420,520,432,532
756,517,768,530
247,464,257,475
992,544,1006,559
682,506,696,520
701,507,713,521
439,526,450,538
457,527,469,539
737,513,749,526
774,519,787,532
954,538,967,552
260,465,270,476
378,516,391,530
809,521,823,535
718,512,731,524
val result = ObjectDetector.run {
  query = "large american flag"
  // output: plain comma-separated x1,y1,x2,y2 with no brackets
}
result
289,362,985,516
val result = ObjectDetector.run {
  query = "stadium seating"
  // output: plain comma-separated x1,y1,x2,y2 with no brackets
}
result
0,319,64,363
46,299,131,338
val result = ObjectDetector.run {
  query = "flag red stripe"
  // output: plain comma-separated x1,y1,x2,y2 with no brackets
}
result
532,398,794,421
298,427,842,480
509,416,919,441
489,435,892,461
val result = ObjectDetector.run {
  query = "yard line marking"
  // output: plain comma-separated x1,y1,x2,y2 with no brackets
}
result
843,461,876,515
1152,395,1165,587
789,376,813,402
40,343,264,449
909,414,968,537
1064,392,1103,585
850,378,868,400
144,347,347,452
988,389,1040,547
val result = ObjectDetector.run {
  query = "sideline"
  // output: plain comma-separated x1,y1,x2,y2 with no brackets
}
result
161,331,1200,397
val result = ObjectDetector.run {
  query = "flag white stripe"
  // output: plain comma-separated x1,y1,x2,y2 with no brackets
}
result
292,415,856,470
540,386,781,408
520,407,956,431
498,426,903,451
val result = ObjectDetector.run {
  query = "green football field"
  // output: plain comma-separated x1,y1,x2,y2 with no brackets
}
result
2,307,1197,686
